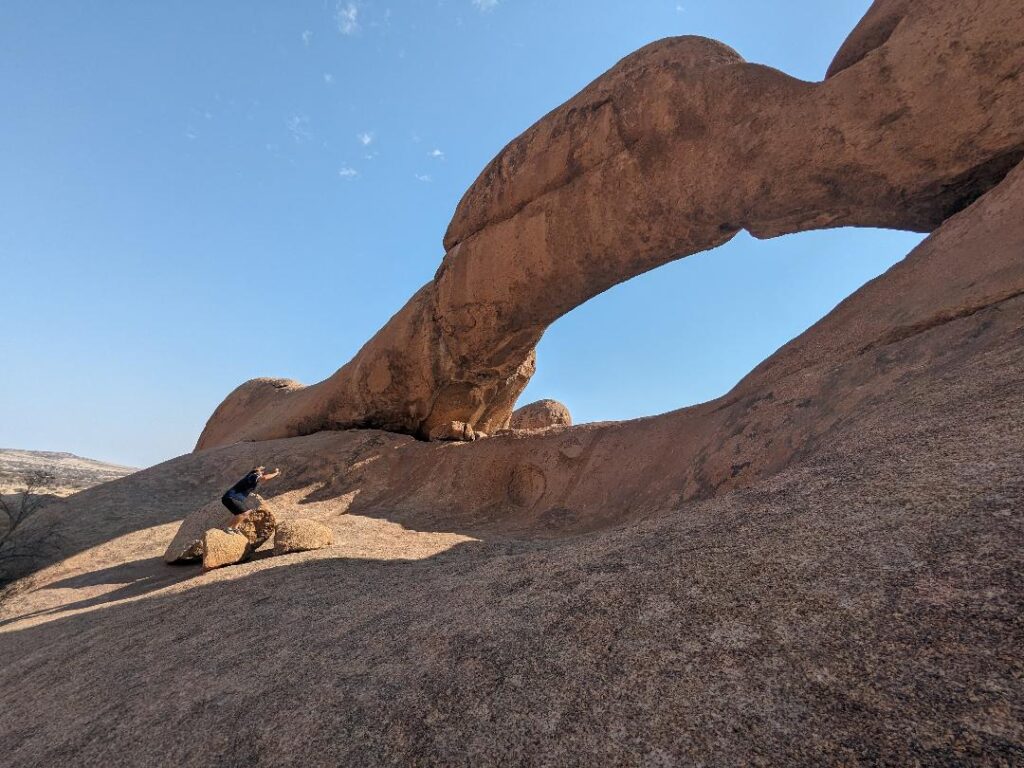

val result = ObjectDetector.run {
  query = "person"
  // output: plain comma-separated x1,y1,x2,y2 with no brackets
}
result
221,466,280,534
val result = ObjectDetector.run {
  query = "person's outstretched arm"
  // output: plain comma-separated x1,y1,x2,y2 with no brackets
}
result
261,468,281,481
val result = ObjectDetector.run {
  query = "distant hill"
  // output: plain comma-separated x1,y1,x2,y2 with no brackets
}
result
0,449,136,495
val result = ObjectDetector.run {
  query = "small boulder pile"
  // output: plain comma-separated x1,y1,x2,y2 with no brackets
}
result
163,499,334,571
201,507,276,569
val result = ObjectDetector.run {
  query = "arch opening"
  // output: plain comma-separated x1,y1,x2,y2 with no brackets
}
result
515,227,927,425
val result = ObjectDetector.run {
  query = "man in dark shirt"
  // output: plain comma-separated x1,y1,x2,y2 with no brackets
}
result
222,465,280,534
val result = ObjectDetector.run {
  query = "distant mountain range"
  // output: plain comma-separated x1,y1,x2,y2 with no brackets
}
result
0,449,136,495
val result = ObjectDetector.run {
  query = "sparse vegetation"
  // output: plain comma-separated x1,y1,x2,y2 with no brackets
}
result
0,470,63,590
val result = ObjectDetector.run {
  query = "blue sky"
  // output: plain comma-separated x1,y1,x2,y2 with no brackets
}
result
0,0,924,468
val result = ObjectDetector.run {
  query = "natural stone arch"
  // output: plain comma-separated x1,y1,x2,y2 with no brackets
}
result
196,0,1024,451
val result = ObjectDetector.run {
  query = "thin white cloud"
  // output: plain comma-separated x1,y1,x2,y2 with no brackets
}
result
324,73,335,85
301,29,313,46
430,148,445,159
287,114,312,143
415,173,433,183
336,2,360,35
338,166,359,179
357,131,374,146
473,0,499,11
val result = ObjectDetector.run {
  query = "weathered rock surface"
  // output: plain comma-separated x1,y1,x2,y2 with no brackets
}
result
429,421,476,442
509,399,572,431
235,507,276,553
163,498,273,563
138,158,1024,558
201,529,249,570
3,157,1024,763
272,519,334,555
3,4,1023,763
163,500,232,563
196,0,1024,451
428,421,477,443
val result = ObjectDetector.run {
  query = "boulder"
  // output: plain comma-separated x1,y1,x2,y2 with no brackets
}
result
272,520,335,555
202,530,249,570
428,421,477,443
234,507,277,553
163,496,272,564
164,500,232,563
509,400,572,431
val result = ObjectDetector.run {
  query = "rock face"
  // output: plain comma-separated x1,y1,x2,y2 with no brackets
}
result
201,529,249,570
5,163,1024,760
196,0,1024,451
172,158,1024,549
509,400,572,431
428,421,477,443
4,156,1024,765
272,520,334,555
3,4,1024,764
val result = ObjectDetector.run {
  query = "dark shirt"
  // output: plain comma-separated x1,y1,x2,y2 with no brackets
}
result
228,471,261,498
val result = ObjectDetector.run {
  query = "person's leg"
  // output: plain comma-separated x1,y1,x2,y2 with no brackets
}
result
221,493,249,533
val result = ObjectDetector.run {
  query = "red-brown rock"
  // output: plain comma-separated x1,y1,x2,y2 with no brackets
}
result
195,0,1024,455
509,400,572,431
428,421,477,443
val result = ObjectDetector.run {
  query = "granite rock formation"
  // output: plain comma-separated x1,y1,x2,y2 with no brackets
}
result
3,158,1023,761
2,3,1022,763
196,0,1024,451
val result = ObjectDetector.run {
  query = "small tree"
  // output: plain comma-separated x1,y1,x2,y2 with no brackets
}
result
0,470,63,589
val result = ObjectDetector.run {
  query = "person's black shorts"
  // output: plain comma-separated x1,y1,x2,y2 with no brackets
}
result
221,491,248,515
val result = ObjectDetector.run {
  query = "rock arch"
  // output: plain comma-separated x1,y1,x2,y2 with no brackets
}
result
196,0,1024,451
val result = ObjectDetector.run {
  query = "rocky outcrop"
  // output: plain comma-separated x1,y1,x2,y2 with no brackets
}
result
509,400,572,431
4,4,1024,764
272,520,334,555
163,500,274,564
201,529,249,570
191,158,1024,538
6,168,1024,758
195,0,1024,451
5,153,1024,767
